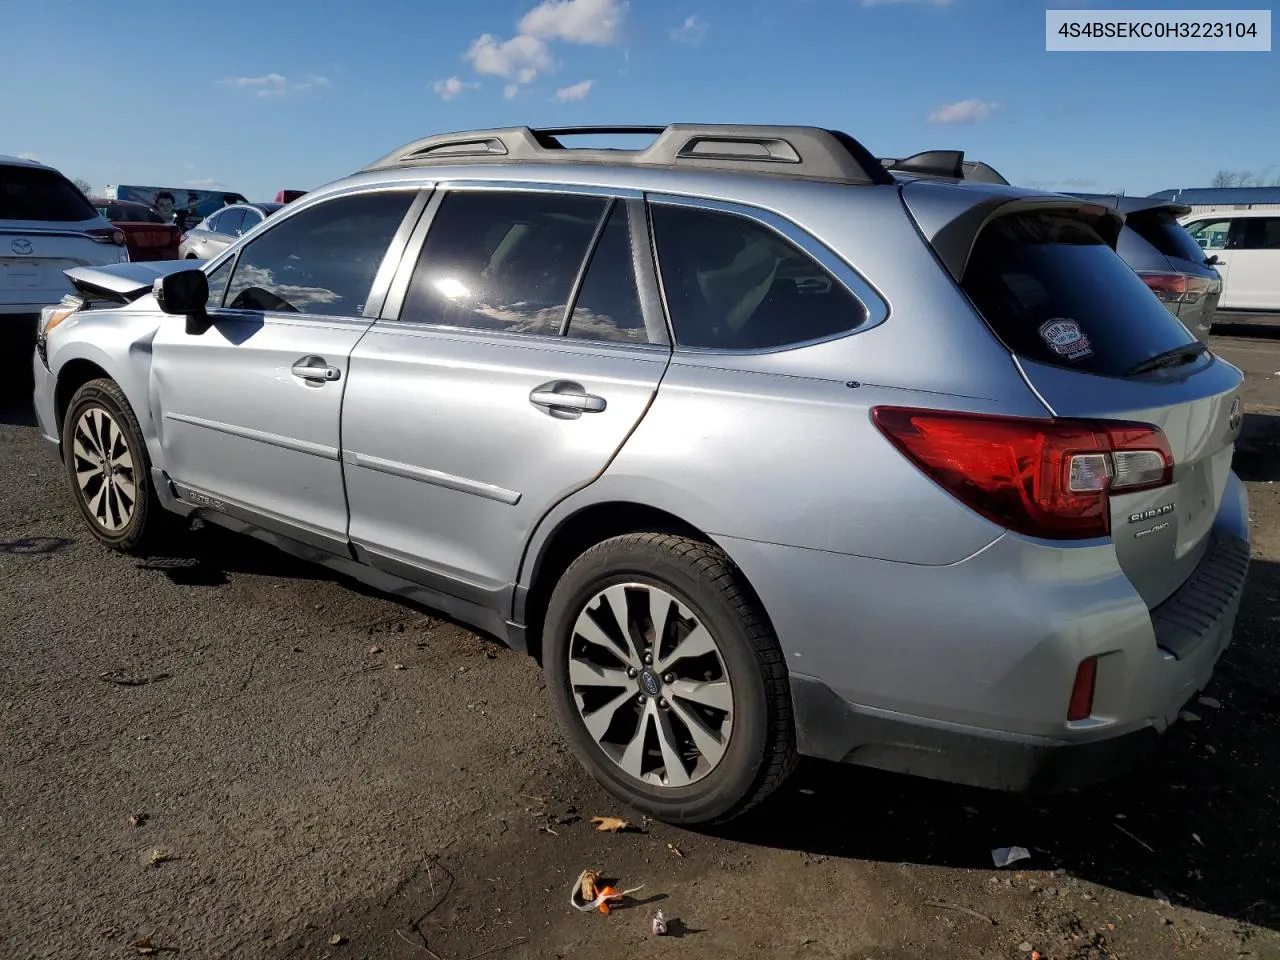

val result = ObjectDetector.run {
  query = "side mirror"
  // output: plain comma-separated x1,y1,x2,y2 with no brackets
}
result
153,269,212,335
1205,254,1222,267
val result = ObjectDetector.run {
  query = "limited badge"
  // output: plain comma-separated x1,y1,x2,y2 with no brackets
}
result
1039,318,1093,360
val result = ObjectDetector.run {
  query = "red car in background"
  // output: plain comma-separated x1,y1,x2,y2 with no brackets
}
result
275,189,306,203
90,198,181,261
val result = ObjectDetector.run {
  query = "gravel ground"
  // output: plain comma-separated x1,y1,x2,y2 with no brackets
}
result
2,333,1279,960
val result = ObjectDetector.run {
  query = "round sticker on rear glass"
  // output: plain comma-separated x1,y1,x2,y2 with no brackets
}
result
1038,318,1093,361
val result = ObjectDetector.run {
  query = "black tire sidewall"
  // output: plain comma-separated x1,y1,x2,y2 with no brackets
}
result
544,538,773,824
62,380,153,552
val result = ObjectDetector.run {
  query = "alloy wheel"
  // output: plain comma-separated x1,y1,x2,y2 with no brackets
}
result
567,582,735,787
71,407,137,532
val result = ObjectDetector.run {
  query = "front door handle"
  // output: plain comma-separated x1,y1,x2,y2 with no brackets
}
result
291,357,341,383
530,381,607,414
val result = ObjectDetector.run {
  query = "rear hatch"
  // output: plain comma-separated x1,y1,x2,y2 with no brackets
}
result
1,164,126,307
907,188,1243,609
961,206,1242,607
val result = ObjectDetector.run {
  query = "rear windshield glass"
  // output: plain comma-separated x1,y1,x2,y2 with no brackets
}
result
0,166,97,222
1126,210,1206,264
962,211,1196,378
101,203,165,224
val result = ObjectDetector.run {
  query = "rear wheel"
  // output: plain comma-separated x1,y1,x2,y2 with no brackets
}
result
543,533,796,824
62,378,171,554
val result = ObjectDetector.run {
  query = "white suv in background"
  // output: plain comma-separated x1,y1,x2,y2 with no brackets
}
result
1182,209,1280,314
2,156,129,356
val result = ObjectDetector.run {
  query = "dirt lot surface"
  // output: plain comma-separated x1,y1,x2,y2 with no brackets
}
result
3,333,1279,960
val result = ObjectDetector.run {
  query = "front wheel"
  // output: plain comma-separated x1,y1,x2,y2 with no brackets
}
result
543,533,796,825
61,378,171,554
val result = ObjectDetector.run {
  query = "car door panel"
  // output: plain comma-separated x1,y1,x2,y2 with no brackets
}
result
343,330,668,592
342,190,671,598
153,313,372,548
1227,217,1280,311
151,187,424,547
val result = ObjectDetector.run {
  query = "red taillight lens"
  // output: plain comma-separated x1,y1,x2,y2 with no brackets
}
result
1138,271,1190,304
871,407,1173,540
1067,656,1098,721
87,227,126,246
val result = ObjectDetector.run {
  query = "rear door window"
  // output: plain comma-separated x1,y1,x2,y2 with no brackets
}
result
961,211,1197,378
0,166,97,222
650,203,866,350
400,190,607,336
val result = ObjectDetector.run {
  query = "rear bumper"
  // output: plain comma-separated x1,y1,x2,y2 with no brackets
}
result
720,472,1251,792
790,674,1161,792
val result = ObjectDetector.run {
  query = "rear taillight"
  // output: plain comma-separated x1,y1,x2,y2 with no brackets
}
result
871,407,1173,540
87,227,126,246
1138,271,1203,305
1067,656,1098,721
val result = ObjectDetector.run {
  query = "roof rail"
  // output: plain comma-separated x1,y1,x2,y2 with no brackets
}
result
880,150,1010,185
361,124,896,186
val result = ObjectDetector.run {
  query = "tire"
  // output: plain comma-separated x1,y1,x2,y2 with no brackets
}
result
61,378,173,554
543,533,796,825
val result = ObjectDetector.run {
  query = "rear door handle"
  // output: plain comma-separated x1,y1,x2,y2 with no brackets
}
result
529,381,607,414
291,357,341,383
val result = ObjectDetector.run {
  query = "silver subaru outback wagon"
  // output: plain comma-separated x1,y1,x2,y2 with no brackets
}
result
32,125,1250,825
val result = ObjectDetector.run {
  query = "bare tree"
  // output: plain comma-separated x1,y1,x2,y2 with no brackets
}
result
1210,170,1240,188
71,177,93,195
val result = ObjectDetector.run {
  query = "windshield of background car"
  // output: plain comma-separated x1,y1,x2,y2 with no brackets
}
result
961,210,1197,377
0,166,98,221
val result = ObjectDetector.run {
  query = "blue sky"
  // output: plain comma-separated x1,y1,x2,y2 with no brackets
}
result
2,0,1275,199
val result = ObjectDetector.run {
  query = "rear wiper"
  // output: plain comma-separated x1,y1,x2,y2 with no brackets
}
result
1126,341,1209,377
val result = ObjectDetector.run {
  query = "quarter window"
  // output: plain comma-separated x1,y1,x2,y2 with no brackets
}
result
650,204,866,350
205,257,232,308
222,190,416,316
401,190,607,336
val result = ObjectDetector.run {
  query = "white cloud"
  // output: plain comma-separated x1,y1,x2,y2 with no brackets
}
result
466,33,554,84
184,178,223,188
18,151,40,161
518,0,627,45
218,73,330,98
433,76,478,100
554,79,595,102
928,98,997,124
461,0,627,97
670,14,708,44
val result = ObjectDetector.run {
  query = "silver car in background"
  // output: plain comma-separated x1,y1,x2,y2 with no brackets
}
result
32,124,1250,824
178,202,284,260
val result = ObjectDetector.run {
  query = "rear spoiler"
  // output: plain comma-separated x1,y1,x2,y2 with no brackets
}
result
1064,192,1192,219
64,260,201,304
880,151,1010,185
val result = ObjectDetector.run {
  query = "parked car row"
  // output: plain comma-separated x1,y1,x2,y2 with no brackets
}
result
32,124,1251,825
